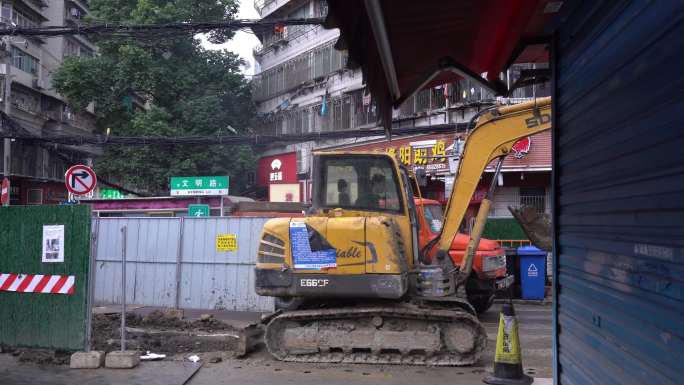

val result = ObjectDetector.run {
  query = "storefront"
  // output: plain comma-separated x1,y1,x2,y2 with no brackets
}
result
256,152,301,202
7,178,69,205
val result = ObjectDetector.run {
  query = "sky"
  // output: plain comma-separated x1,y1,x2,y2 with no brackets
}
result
198,0,261,76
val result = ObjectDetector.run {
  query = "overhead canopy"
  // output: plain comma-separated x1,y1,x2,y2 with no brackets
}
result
325,0,559,130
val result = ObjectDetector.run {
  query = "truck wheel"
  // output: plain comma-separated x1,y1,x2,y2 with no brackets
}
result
468,294,495,314
275,297,304,311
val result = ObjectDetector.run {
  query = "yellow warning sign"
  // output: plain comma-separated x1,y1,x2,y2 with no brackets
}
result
494,313,522,364
216,234,238,252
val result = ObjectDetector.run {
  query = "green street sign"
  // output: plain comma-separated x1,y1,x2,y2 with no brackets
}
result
188,204,210,217
170,176,229,196
100,188,124,199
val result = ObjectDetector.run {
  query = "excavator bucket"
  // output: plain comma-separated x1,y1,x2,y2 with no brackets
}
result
508,206,552,252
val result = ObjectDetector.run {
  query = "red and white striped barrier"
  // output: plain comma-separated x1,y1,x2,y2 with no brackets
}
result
0,273,75,295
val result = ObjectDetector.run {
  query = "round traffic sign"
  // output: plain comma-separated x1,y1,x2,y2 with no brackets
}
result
1,178,9,206
65,165,97,195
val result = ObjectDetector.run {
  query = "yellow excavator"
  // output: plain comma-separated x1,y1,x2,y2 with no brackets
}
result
254,97,552,366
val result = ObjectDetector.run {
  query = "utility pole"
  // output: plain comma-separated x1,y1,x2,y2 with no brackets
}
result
1,31,11,188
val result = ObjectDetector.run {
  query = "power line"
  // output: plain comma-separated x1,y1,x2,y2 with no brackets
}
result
0,18,326,38
0,111,466,146
7,124,465,146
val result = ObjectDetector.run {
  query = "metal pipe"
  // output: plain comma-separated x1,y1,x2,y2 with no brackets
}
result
120,225,127,351
2,36,11,189
84,217,100,352
174,217,184,309
364,0,401,99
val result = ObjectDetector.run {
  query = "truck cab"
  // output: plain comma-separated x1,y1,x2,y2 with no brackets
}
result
414,198,511,313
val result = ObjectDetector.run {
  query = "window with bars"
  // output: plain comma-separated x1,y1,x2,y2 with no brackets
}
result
252,41,348,101
1,4,38,29
12,86,40,113
255,88,379,136
11,47,38,75
64,38,94,58
519,187,547,214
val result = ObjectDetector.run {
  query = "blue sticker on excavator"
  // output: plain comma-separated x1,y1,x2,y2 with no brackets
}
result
289,222,337,269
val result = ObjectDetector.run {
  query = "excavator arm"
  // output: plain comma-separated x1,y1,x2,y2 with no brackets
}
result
433,97,552,276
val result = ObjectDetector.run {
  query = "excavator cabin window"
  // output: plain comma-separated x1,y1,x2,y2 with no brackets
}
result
316,155,403,213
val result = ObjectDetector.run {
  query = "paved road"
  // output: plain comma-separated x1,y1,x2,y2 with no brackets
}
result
1,303,552,385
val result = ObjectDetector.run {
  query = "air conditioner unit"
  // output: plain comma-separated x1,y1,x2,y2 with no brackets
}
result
32,78,44,89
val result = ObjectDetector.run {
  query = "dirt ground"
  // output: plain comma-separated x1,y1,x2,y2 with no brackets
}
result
91,310,245,356
0,303,553,385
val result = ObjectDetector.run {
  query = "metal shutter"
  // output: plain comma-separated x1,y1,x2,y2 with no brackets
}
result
554,1,683,384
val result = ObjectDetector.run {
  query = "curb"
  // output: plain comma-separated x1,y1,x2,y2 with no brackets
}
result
494,298,552,306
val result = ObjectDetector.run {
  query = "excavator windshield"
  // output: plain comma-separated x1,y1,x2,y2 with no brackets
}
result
312,154,404,213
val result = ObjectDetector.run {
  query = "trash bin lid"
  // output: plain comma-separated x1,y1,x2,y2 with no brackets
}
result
517,245,547,256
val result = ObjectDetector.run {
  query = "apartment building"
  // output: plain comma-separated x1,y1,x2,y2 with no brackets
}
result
0,0,97,205
250,0,551,221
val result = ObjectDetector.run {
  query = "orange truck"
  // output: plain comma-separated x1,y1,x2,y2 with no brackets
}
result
415,197,513,313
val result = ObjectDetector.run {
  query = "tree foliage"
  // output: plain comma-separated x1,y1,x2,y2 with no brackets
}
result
53,0,256,195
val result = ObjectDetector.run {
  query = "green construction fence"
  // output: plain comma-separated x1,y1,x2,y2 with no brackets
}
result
0,205,91,351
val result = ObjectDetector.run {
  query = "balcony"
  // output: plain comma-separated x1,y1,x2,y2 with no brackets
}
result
65,0,89,25
519,195,547,215
253,29,288,58
254,0,277,16
18,1,48,16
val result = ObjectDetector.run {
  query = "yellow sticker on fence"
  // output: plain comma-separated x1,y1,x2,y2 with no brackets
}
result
216,234,238,252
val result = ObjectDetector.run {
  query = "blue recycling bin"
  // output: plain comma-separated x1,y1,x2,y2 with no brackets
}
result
517,246,547,300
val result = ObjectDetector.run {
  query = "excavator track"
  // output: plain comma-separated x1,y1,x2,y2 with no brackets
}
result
264,305,487,366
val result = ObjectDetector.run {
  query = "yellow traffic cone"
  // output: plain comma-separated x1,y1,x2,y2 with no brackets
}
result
483,303,532,385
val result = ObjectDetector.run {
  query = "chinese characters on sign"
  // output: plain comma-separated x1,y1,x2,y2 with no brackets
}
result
170,176,229,196
216,234,238,252
269,158,284,182
385,139,449,173
269,171,283,182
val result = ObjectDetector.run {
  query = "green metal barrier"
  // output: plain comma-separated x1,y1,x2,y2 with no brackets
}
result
0,205,91,351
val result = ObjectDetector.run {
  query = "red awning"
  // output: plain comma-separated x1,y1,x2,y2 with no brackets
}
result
325,0,558,130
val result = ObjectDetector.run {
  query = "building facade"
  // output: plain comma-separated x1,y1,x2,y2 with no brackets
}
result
0,0,97,205
250,0,550,225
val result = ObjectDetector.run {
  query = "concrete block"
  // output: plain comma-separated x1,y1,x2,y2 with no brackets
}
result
70,351,105,369
105,350,140,369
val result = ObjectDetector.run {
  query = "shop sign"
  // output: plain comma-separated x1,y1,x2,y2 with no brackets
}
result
100,188,124,199
511,137,532,159
170,176,229,196
269,159,283,182
384,139,448,173
258,152,297,187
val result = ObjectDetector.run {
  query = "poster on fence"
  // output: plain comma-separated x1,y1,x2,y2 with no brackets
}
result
216,234,238,252
42,225,65,263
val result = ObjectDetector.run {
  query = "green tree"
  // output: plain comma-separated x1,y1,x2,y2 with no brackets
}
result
53,0,256,195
